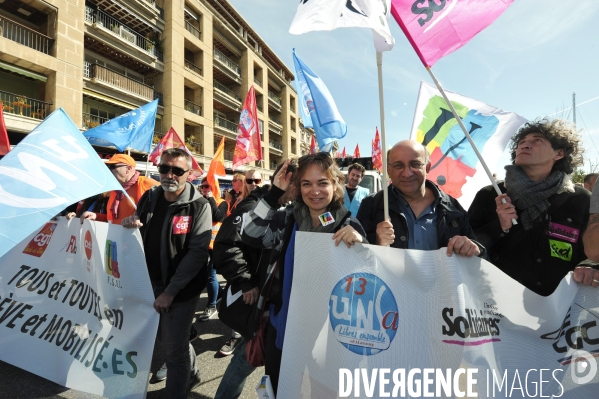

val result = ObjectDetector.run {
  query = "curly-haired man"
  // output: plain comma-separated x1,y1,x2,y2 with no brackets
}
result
468,118,597,296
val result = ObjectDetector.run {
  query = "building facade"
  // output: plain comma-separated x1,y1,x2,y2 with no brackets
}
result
0,0,313,173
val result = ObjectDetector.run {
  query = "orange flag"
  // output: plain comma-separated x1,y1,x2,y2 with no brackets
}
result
353,144,360,158
207,137,226,199
0,106,9,156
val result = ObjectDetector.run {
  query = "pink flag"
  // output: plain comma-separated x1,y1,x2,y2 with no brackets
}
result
148,127,203,177
372,127,383,171
309,134,317,154
233,86,262,170
390,0,513,67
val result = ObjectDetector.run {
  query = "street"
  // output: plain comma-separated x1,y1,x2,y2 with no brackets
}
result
0,290,263,399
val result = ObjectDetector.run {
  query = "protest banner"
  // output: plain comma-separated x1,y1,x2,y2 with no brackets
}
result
279,232,599,398
0,218,157,398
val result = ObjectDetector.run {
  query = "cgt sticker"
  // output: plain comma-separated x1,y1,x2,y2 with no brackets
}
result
549,239,572,261
173,216,191,234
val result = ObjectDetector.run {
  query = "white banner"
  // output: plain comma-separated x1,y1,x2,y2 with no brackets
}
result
0,218,158,398
280,232,599,398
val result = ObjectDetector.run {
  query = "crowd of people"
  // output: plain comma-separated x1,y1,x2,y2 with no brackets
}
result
67,117,599,398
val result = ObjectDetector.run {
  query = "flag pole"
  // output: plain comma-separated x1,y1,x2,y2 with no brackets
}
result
425,66,517,225
376,52,390,221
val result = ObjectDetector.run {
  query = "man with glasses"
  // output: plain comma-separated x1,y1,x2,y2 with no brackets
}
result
357,140,482,257
81,153,158,224
244,170,263,196
122,148,211,396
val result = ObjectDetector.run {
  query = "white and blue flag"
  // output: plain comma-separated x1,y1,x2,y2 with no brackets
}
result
84,99,158,153
293,49,347,152
0,108,122,258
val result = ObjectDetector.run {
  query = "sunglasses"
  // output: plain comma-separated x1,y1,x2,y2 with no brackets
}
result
158,164,189,176
200,184,211,189
246,178,262,185
107,164,128,170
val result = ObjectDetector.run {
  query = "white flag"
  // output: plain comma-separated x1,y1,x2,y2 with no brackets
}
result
290,0,395,52
410,81,528,208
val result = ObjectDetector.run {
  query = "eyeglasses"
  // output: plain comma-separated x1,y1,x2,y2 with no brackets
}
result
246,178,262,185
107,164,128,170
158,164,189,176
200,184,211,189
389,162,425,172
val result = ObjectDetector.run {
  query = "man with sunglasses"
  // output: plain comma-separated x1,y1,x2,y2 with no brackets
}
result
81,153,158,224
244,170,263,197
357,140,483,257
122,148,211,396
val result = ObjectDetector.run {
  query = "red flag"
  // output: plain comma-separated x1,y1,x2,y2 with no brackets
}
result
353,144,360,158
0,106,10,155
341,147,346,158
148,127,203,177
233,86,262,170
390,0,513,67
309,134,317,154
372,127,383,172
207,137,226,199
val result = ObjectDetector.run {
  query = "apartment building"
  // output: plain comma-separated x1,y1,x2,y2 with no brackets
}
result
0,0,313,173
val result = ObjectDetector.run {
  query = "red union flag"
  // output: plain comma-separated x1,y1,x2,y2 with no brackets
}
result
233,86,262,170
310,134,317,154
341,147,346,158
148,127,203,177
353,144,361,158
372,127,383,171
390,0,514,67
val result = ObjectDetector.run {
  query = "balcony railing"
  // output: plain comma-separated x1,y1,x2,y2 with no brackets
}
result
156,6,165,20
186,140,202,154
154,91,163,106
82,112,109,129
213,48,241,75
213,79,241,102
268,90,282,106
222,150,233,161
85,6,163,62
269,140,283,151
85,62,155,101
214,116,238,133
184,100,202,116
1,91,51,120
254,76,262,86
257,104,263,112
270,162,278,170
0,15,54,55
185,20,201,40
269,116,282,126
184,60,203,76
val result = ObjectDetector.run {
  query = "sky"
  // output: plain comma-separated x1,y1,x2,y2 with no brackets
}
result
228,0,599,178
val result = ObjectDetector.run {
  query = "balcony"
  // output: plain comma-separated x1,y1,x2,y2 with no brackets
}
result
268,90,282,112
269,140,283,152
213,79,242,111
220,150,234,161
213,48,241,83
0,15,54,55
154,91,164,106
184,100,202,117
257,104,263,113
269,116,282,126
214,116,238,139
254,76,262,87
84,62,155,101
1,91,51,120
185,20,201,40
185,60,203,77
270,162,278,170
85,7,163,62
82,112,109,129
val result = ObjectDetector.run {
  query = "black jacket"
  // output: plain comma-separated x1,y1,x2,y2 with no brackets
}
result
468,181,590,296
357,180,484,256
213,187,270,293
136,183,212,302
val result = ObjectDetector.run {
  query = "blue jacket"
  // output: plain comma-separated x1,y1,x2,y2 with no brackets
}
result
344,185,369,216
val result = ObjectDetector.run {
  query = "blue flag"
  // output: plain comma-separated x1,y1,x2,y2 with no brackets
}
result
0,109,122,258
293,49,347,151
84,99,158,153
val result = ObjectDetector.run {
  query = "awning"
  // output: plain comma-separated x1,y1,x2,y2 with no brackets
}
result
0,61,47,82
83,89,136,110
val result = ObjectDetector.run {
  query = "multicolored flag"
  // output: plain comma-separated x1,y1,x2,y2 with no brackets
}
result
289,0,395,52
233,86,262,170
390,0,513,67
310,134,317,154
353,144,361,158
0,106,9,156
372,127,383,171
148,127,203,177
411,82,527,207
293,49,347,153
207,137,226,199
84,99,158,153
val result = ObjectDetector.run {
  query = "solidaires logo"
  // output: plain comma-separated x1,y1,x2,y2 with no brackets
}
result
329,273,399,356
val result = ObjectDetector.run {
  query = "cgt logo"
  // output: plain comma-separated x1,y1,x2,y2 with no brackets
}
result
84,230,93,260
23,222,57,257
173,216,191,234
